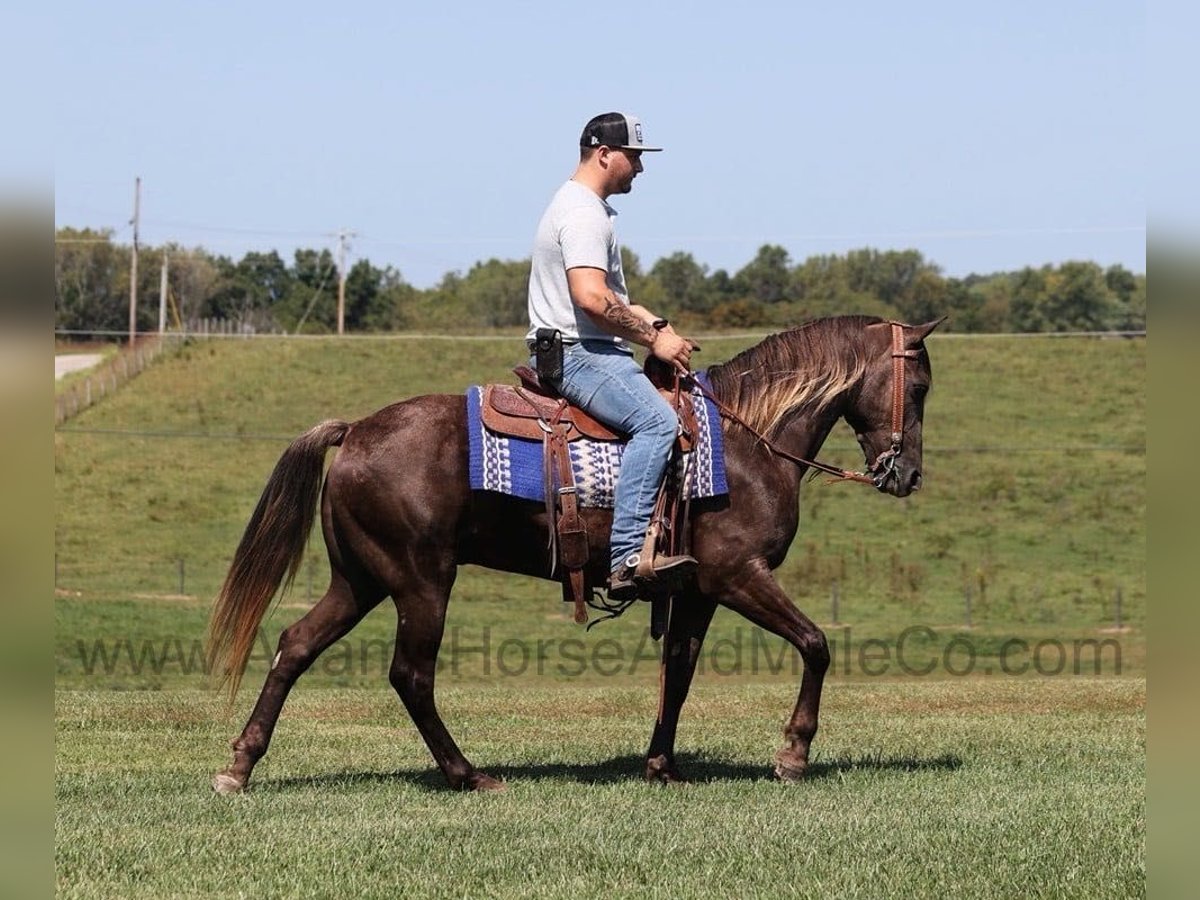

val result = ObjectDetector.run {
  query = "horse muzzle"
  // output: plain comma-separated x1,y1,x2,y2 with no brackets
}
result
868,442,922,497
873,463,922,497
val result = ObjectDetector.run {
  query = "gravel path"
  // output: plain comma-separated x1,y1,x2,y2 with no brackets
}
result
55,354,105,380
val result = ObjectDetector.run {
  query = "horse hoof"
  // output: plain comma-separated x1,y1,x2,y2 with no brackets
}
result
212,770,247,794
465,772,506,792
645,755,689,785
773,750,808,782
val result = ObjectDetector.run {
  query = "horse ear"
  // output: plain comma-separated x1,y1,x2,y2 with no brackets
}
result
907,316,948,347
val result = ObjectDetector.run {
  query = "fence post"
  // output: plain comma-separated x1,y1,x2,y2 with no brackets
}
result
178,558,185,596
964,584,973,628
831,580,839,625
1114,586,1122,630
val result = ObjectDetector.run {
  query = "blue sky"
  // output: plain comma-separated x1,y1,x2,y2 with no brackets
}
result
53,1,1145,287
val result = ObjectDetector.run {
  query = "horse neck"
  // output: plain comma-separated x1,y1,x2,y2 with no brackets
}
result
769,392,850,473
706,321,867,470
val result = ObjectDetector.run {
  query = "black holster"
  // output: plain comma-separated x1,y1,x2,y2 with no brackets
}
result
534,327,563,387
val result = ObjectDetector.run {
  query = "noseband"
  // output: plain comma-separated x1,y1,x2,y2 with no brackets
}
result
695,320,919,488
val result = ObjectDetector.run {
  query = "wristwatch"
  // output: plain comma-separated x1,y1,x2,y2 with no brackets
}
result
651,318,669,330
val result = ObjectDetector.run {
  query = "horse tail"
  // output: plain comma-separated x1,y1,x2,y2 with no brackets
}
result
207,419,351,703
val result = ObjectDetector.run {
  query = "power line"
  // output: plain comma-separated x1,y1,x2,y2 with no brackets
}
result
56,220,1145,248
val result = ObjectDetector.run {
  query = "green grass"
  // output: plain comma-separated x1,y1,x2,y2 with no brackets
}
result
54,332,1145,895
56,680,1145,898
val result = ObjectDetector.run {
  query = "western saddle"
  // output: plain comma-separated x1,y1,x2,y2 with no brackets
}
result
480,360,698,627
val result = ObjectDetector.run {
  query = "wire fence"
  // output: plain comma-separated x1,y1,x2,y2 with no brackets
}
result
54,336,179,426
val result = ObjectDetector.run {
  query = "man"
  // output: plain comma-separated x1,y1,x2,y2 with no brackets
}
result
527,111,698,601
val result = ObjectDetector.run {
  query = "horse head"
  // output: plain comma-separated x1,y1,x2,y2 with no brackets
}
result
845,318,945,498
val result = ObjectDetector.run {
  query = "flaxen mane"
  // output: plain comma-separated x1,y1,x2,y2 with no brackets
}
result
705,316,879,437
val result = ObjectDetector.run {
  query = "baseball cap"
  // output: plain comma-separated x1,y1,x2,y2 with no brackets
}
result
579,112,663,152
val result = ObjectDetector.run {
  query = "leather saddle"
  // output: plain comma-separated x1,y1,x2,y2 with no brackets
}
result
479,358,699,628
481,362,697,451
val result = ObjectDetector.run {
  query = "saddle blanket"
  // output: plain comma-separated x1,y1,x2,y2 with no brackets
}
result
466,375,728,508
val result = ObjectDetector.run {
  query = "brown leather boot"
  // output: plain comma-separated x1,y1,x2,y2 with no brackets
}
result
649,554,699,583
608,553,699,602
608,562,641,602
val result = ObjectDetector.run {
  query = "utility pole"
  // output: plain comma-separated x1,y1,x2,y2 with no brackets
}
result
158,252,169,335
335,228,356,335
128,177,141,347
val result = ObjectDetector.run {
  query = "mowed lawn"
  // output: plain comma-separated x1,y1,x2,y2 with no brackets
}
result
56,680,1144,898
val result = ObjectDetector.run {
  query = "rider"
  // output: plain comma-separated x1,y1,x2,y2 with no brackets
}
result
527,112,699,601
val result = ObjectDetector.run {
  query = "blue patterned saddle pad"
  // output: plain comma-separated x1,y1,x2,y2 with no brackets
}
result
466,375,728,508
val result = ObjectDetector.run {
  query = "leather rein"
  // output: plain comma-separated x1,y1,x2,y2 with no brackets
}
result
691,321,920,489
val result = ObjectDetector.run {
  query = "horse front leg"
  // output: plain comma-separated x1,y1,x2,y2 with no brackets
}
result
719,563,830,780
644,594,718,784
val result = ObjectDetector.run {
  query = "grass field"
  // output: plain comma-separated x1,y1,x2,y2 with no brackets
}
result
54,329,1145,896
56,680,1145,898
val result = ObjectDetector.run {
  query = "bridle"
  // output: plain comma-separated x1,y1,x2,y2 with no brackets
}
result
863,320,923,488
692,321,920,490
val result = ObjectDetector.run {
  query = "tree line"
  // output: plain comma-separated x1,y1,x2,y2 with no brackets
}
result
55,227,1145,336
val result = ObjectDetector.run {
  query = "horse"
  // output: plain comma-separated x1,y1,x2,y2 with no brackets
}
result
207,314,943,793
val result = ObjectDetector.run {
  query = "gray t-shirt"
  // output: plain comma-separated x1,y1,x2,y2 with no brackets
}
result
526,179,629,346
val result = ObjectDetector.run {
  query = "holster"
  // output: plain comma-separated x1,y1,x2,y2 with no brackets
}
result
534,327,563,387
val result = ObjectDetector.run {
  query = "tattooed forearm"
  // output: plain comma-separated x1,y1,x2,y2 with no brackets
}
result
600,295,657,344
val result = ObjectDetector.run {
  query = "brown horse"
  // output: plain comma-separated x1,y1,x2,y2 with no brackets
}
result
208,315,943,793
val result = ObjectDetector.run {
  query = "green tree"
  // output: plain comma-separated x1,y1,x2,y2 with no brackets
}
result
708,268,736,305
410,270,466,330
1008,266,1050,332
897,268,950,324
710,298,767,328
342,259,388,330
733,244,792,303
1042,261,1121,331
1105,264,1146,330
650,251,712,313
159,243,219,328
55,228,126,334
458,258,530,328
207,250,294,324
617,246,666,310
363,270,419,332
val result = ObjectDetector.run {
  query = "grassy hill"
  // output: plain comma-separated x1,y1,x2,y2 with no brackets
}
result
54,330,1145,688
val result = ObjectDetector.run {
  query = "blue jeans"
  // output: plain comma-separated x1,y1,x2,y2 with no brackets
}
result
540,341,679,570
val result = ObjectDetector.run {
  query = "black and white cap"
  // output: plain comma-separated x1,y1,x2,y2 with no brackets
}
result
579,112,663,152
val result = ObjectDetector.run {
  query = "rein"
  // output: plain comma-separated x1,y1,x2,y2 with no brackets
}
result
692,321,917,489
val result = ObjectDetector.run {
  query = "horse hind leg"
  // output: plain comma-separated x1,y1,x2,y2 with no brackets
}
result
213,570,382,793
386,565,504,792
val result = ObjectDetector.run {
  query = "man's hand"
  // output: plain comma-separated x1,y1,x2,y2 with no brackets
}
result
651,330,696,375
